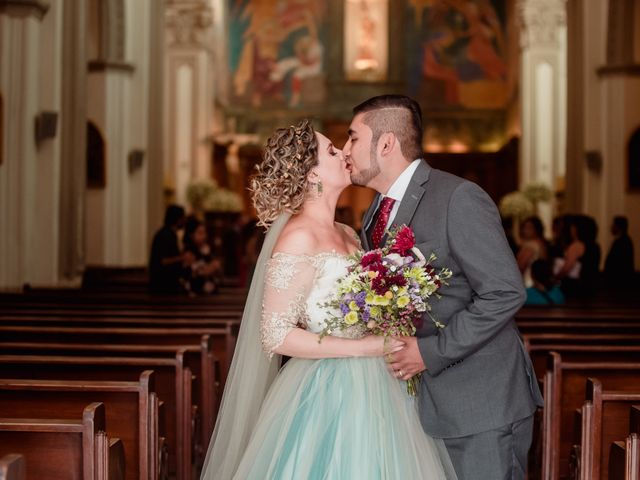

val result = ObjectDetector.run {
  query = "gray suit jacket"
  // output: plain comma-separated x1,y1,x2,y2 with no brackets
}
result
360,161,544,439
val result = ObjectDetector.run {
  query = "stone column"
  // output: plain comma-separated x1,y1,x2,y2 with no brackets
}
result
165,0,215,205
146,0,166,244
518,0,567,227
58,0,87,280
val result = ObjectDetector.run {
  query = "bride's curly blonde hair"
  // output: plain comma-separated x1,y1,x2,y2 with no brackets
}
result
250,119,318,228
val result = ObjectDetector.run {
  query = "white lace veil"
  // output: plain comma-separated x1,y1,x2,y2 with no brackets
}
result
200,213,290,480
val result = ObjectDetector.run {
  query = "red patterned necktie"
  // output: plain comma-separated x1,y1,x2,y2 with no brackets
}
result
371,197,396,248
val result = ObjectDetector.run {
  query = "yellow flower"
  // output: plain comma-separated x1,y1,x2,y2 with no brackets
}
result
368,271,378,279
365,293,375,304
384,291,393,299
344,311,359,325
397,295,411,308
349,301,359,311
372,295,390,306
369,306,381,318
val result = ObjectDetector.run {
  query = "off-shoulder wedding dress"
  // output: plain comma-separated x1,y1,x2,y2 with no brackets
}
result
200,215,457,480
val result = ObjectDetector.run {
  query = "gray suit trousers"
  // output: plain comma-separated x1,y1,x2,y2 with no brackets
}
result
442,415,534,480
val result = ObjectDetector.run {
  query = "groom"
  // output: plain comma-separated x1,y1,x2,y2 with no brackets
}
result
344,95,543,480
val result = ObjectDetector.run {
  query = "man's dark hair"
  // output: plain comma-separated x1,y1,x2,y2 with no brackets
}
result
613,216,628,234
523,216,545,239
531,259,554,291
353,95,423,161
164,204,186,228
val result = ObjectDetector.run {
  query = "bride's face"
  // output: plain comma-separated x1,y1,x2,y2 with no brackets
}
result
311,132,351,191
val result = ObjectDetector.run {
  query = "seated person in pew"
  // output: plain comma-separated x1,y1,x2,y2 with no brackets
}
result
149,205,194,294
183,216,222,295
525,259,565,306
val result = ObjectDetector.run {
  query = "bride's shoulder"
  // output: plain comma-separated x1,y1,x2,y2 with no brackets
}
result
336,222,361,247
272,222,319,257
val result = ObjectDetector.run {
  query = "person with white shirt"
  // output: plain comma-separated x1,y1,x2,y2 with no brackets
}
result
343,95,543,480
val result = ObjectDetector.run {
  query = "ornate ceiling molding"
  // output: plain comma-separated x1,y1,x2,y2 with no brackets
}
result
0,0,50,20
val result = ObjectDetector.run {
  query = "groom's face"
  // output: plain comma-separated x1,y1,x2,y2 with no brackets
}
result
343,113,380,187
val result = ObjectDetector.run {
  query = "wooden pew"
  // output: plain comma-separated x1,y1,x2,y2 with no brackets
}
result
0,403,124,480
542,352,640,479
610,433,640,480
0,289,248,307
0,372,159,480
0,337,219,454
0,324,236,384
0,454,25,480
579,379,640,480
609,405,640,480
0,354,192,480
528,345,640,383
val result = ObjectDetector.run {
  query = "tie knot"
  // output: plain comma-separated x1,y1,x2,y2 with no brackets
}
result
380,197,395,213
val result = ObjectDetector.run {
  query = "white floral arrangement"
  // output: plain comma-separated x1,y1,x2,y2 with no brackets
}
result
186,179,218,212
186,178,244,213
202,188,244,213
522,182,553,203
499,191,534,220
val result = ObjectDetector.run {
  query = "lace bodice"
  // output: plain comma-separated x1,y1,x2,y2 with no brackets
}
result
261,251,364,356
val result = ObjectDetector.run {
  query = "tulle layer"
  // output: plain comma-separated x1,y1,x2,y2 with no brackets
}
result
234,356,457,480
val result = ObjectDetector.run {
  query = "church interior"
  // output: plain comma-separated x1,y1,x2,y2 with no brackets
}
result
0,0,639,479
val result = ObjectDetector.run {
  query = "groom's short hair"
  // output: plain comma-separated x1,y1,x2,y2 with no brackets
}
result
353,95,423,161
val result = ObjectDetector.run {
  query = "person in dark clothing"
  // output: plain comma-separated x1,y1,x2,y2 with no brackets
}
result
149,205,193,293
183,216,222,294
525,259,565,305
604,216,635,283
555,215,601,298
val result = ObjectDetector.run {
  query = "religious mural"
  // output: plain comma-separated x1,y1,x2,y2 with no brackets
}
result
228,0,327,108
406,0,508,110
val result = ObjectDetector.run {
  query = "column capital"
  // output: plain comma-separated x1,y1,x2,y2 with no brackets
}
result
518,0,566,49
166,0,214,50
0,0,49,20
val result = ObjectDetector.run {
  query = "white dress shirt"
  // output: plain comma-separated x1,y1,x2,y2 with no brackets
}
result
365,159,422,231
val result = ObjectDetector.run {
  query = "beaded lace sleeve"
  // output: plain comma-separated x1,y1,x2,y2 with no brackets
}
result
261,253,318,357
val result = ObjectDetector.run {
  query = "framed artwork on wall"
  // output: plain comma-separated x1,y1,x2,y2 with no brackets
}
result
343,0,389,82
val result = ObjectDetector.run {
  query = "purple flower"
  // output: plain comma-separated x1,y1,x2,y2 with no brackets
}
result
355,291,366,308
340,303,350,315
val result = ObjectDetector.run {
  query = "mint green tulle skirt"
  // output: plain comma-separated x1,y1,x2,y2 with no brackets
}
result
234,357,457,479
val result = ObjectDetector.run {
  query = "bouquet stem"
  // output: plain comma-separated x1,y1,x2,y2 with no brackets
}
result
406,374,421,396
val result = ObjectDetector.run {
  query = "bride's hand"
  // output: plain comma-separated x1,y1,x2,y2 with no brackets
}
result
357,335,406,357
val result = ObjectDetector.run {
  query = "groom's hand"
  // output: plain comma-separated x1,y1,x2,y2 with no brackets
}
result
386,336,426,381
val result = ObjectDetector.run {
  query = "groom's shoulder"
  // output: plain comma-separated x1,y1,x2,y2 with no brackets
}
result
426,167,468,195
426,167,494,204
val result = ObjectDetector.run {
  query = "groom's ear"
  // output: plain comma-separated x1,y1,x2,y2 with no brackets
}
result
379,132,396,157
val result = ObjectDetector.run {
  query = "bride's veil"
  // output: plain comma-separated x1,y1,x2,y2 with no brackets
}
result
200,213,290,480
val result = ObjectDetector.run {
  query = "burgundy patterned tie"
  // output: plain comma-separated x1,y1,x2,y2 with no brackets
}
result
371,197,396,248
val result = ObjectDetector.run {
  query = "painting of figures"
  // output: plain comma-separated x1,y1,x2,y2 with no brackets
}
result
229,0,327,108
406,0,508,109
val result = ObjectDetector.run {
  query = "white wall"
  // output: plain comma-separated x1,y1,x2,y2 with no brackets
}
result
0,0,67,289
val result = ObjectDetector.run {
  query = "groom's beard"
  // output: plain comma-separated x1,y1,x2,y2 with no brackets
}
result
350,150,381,187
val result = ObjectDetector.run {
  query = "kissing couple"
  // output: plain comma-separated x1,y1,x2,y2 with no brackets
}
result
200,95,543,480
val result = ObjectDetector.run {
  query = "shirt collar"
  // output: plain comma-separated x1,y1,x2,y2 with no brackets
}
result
384,159,422,202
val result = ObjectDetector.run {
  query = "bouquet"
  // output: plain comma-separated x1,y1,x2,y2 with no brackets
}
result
320,225,451,395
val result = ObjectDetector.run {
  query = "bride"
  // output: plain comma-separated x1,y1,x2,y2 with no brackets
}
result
200,120,457,479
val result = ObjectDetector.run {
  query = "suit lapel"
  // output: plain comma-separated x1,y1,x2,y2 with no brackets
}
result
359,161,433,250
382,161,432,244
359,193,380,251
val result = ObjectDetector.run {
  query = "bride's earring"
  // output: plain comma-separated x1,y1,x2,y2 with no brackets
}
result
308,172,323,197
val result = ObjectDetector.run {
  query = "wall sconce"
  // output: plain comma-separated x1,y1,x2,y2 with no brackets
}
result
34,111,58,146
585,150,602,173
128,149,145,174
